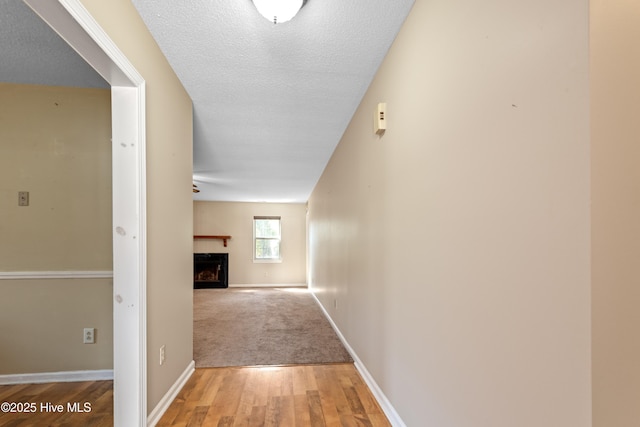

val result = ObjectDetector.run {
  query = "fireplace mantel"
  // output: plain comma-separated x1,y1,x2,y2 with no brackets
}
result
194,235,231,247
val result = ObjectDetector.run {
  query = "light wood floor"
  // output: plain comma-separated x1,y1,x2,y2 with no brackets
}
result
158,363,390,427
0,363,389,426
0,379,113,426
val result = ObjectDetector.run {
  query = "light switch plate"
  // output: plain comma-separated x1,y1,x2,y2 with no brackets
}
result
18,191,29,206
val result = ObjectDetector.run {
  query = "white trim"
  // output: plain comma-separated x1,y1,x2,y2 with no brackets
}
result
0,369,113,385
310,291,407,427
110,84,147,427
0,271,113,280
229,283,307,288
59,1,144,86
228,283,307,288
252,259,283,264
147,361,195,427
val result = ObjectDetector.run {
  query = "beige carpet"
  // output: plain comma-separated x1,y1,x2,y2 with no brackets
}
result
194,287,353,367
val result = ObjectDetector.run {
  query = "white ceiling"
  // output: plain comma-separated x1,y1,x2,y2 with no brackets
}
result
0,0,107,88
2,0,414,203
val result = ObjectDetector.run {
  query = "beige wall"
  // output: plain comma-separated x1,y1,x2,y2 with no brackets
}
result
0,83,113,374
194,202,307,286
0,83,112,271
0,280,113,373
308,0,591,426
79,0,194,413
591,1,640,425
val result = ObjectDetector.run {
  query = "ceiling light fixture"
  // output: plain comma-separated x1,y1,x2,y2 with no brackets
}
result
252,0,306,24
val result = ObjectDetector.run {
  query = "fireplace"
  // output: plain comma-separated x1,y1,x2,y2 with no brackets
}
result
194,253,228,289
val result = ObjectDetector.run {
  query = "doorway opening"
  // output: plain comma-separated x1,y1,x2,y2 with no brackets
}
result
25,1,147,425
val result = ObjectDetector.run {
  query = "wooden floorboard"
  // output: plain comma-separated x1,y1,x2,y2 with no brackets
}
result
0,380,113,427
158,363,390,427
0,363,390,426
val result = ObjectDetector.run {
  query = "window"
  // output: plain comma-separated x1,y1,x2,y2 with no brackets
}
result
254,216,281,261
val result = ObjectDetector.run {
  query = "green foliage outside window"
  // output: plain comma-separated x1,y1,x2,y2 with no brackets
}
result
254,217,281,260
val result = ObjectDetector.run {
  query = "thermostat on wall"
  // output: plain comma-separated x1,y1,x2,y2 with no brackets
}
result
374,102,386,135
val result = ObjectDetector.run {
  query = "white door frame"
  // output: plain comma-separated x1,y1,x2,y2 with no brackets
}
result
24,1,147,425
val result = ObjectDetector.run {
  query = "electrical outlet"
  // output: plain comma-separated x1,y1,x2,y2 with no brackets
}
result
83,328,95,344
160,345,166,365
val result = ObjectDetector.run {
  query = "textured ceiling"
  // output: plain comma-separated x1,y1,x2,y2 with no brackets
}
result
1,0,414,203
132,0,414,202
0,0,107,88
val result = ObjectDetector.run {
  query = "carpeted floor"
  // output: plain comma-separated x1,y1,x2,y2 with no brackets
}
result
194,287,353,368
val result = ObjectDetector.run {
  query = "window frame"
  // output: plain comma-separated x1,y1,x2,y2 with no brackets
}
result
253,216,282,263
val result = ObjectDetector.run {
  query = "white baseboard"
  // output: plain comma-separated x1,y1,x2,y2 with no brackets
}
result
0,369,113,385
147,360,195,427
350,352,407,427
310,291,407,427
228,283,307,288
